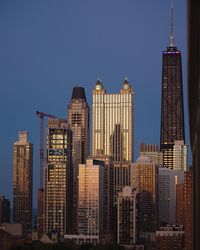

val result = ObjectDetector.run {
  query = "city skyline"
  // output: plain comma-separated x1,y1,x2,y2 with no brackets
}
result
0,0,188,208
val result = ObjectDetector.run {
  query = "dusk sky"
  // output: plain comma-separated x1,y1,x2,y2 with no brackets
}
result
0,0,188,207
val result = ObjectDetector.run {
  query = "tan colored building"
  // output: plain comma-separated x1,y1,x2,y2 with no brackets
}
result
78,159,104,243
92,153,114,242
92,79,134,163
45,118,72,236
13,131,33,232
67,86,90,233
92,79,134,201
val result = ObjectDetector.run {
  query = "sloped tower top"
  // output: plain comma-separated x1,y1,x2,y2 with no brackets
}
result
71,86,86,101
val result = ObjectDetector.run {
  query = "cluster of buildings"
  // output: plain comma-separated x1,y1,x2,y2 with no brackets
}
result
1,3,198,250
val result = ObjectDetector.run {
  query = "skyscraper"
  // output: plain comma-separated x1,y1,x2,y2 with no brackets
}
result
131,156,158,242
139,143,163,165
160,4,185,169
13,131,33,232
158,168,184,226
92,152,114,242
0,196,10,223
78,159,104,244
45,118,72,235
92,79,134,196
67,86,90,233
173,140,188,171
117,186,137,246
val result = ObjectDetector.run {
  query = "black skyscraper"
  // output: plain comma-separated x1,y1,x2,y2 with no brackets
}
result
160,4,185,169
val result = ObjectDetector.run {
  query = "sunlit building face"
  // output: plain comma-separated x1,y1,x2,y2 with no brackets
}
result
78,159,104,243
92,79,134,163
13,131,33,232
45,118,72,236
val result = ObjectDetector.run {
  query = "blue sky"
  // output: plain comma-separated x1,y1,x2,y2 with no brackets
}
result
0,0,188,207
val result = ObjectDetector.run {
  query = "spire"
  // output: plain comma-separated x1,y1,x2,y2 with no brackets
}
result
170,0,175,47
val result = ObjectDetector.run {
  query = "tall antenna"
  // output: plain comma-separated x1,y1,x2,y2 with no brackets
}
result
170,0,175,47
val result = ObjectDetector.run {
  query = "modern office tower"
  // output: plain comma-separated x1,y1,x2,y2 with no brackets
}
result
184,168,192,250
117,186,137,246
176,183,184,225
0,196,10,223
139,143,163,165
158,168,184,226
156,225,185,250
78,159,104,244
92,79,134,196
67,86,89,233
188,2,199,249
45,118,72,236
173,140,188,171
131,156,158,241
13,131,33,232
92,152,114,242
160,5,185,169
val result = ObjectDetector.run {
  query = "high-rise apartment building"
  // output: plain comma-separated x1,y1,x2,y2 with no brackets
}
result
139,143,163,165
131,156,158,241
92,79,134,196
13,131,33,232
78,159,104,244
45,118,72,235
67,86,89,233
117,186,137,246
160,5,185,169
0,196,10,223
173,140,188,171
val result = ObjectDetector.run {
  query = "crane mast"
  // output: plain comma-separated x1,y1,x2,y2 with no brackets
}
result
36,110,57,236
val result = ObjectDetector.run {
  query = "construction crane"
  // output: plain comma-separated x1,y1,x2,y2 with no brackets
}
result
36,110,57,236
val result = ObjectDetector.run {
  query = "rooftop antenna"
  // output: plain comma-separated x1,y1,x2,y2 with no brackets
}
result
170,0,175,47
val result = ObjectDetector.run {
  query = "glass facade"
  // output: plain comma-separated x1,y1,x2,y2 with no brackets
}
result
45,118,72,236
13,131,33,232
131,156,158,240
78,159,104,243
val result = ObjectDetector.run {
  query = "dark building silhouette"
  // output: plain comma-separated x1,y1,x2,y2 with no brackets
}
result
68,86,90,233
184,168,192,250
160,5,185,169
188,1,200,249
0,196,10,223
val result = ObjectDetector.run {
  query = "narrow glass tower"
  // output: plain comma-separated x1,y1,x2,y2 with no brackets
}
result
160,3,185,169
